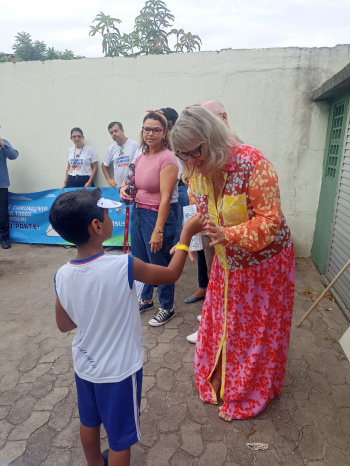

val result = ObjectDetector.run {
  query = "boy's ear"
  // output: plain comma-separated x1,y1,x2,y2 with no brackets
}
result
89,218,103,236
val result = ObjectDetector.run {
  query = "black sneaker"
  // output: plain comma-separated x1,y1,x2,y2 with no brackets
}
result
1,238,11,249
139,300,154,313
149,308,175,327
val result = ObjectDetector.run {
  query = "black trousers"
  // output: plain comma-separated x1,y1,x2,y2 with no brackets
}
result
66,175,94,188
0,187,9,239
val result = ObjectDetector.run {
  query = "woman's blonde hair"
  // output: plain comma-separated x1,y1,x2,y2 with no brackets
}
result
169,106,239,179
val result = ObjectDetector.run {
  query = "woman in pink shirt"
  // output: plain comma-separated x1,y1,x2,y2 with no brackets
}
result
120,111,178,326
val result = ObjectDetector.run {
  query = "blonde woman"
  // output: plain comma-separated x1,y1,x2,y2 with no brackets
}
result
170,106,295,421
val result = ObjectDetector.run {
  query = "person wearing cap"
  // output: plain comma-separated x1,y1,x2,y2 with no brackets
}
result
102,121,139,188
0,136,19,249
49,187,206,465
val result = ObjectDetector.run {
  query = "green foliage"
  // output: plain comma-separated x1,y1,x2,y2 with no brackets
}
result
90,0,202,57
6,31,83,62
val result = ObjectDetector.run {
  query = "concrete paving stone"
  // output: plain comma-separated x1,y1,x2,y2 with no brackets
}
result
310,389,339,417
16,351,40,373
198,441,228,466
289,374,313,401
48,392,77,431
7,395,36,425
0,441,26,464
11,424,56,466
147,324,165,336
292,399,318,426
0,406,10,422
146,432,181,466
201,410,230,442
317,415,349,450
287,358,309,377
176,322,195,338
272,433,304,465
34,386,69,411
175,362,195,382
225,429,255,465
186,395,209,425
54,372,75,388
38,338,60,356
322,314,347,331
50,353,71,375
52,417,80,448
29,372,56,399
310,320,329,337
146,387,168,418
142,375,156,395
167,380,194,407
170,450,196,465
250,418,277,443
270,407,300,442
331,385,350,408
165,316,184,329
251,449,281,466
179,419,204,456
143,333,158,350
172,336,190,353
8,411,50,441
143,357,164,374
0,383,33,407
139,412,160,448
182,348,196,364
149,342,173,359
163,351,183,371
320,348,343,367
41,448,72,466
55,333,74,348
297,426,324,460
0,420,14,450
19,363,51,384
39,347,67,364
228,417,255,434
305,462,328,466
156,329,178,343
158,402,187,433
140,397,148,413
308,370,332,393
1,369,21,392
156,367,175,392
339,407,350,437
130,442,148,466
272,392,296,412
324,445,350,466
302,353,327,374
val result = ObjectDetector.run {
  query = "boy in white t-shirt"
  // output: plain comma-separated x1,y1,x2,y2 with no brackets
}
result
49,188,205,466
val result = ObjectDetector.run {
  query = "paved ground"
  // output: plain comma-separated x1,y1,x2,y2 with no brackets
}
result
0,244,349,466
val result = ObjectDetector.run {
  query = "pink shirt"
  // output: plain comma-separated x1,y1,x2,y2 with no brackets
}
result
134,149,177,205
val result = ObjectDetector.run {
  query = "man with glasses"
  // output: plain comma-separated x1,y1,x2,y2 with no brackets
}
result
102,122,139,188
0,136,19,249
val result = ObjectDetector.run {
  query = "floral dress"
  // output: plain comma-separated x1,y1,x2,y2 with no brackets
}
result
190,144,295,419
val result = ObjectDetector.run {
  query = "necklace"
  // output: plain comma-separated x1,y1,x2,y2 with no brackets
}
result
74,146,84,158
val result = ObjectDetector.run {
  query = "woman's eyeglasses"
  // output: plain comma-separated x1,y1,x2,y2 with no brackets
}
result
175,145,202,162
142,127,164,135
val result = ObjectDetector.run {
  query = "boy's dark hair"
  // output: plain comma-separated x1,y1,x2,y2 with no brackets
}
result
49,189,105,245
108,121,123,131
70,127,84,137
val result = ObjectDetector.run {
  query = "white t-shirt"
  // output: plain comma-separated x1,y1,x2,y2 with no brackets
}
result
68,145,97,176
55,253,144,383
103,138,139,187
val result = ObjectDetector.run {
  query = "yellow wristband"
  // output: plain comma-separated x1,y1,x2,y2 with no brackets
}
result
175,244,189,253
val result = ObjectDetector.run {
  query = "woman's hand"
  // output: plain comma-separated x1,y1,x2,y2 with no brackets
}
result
61,182,67,190
206,220,225,246
119,185,133,202
149,230,163,253
84,181,92,188
108,178,118,188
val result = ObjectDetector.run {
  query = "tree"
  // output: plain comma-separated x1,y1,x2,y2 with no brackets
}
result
6,32,83,62
89,0,201,57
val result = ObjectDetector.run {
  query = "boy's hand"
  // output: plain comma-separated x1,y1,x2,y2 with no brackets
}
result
182,213,206,237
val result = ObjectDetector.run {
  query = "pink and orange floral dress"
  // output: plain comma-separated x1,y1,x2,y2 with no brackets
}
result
190,144,295,419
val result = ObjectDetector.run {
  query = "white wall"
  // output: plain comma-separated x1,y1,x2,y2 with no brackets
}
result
1,45,350,256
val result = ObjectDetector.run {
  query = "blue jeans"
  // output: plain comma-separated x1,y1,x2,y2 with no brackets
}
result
130,206,176,310
174,185,189,245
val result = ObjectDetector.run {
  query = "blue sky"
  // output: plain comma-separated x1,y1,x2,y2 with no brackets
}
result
1,0,349,57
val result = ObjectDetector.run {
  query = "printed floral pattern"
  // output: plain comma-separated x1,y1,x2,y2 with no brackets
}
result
191,144,295,419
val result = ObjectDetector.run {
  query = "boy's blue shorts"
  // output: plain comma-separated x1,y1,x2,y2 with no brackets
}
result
75,369,142,452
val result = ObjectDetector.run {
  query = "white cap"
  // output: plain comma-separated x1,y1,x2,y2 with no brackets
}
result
97,198,122,209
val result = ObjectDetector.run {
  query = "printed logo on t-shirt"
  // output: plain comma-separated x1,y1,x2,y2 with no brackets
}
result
70,158,83,170
117,155,131,168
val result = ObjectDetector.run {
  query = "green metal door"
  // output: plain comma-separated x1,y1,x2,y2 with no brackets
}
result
311,94,350,273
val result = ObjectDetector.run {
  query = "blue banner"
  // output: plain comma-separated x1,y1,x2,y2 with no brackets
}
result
8,188,129,246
